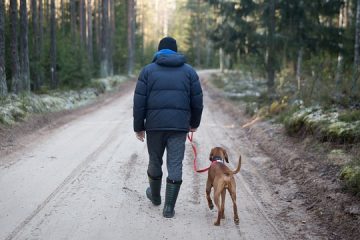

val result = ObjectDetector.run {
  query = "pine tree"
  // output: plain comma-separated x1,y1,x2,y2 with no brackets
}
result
50,0,57,88
10,0,21,93
127,0,135,75
87,0,93,65
100,0,109,77
0,0,7,96
31,0,40,90
353,0,360,93
19,0,30,92
265,0,276,93
80,0,86,45
70,0,76,39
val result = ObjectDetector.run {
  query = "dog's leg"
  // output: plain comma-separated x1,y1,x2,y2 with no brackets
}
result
213,187,222,226
229,183,239,225
206,179,214,210
220,189,226,219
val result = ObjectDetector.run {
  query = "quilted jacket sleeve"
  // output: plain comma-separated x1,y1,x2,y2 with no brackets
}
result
133,68,148,132
189,69,203,129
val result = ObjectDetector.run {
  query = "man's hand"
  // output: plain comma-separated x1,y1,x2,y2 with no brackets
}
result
189,128,197,132
135,131,145,142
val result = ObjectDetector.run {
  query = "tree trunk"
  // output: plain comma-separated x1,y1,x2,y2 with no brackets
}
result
31,0,40,90
296,47,304,92
70,0,76,39
50,0,57,88
87,0,93,65
335,0,347,88
61,0,65,34
94,0,101,59
38,0,44,87
100,0,109,77
127,0,135,76
352,0,360,93
80,0,86,45
266,0,276,94
10,0,21,94
0,0,7,96
19,0,30,92
205,40,212,68
108,0,114,75
219,48,224,72
195,0,201,67
354,0,360,65
45,0,50,25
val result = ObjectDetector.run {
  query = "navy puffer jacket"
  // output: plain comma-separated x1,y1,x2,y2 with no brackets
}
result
133,53,203,132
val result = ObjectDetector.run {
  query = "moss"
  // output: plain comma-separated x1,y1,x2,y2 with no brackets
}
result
340,159,360,196
338,110,360,123
284,106,360,143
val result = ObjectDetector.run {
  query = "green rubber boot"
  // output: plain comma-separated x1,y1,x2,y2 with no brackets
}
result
146,174,162,206
163,178,182,218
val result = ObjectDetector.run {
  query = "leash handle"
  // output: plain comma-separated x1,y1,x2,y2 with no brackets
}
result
187,132,211,173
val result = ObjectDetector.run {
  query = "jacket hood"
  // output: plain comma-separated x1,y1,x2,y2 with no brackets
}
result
153,53,186,67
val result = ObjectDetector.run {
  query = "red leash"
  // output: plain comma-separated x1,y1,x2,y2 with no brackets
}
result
187,132,212,173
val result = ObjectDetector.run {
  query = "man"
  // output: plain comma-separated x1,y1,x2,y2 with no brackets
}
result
133,37,203,218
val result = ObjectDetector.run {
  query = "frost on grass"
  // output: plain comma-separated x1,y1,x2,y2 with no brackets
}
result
0,75,130,125
285,106,360,143
212,71,267,101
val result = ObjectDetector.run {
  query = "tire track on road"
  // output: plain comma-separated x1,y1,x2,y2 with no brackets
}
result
5,121,122,240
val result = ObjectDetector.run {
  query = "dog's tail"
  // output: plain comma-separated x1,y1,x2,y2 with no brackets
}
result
232,155,242,174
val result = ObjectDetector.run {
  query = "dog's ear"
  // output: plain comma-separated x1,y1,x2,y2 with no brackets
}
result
223,149,229,163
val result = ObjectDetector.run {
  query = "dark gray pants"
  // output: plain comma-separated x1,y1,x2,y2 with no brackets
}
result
146,131,187,182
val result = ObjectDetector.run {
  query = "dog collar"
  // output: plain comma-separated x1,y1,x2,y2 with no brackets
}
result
210,156,224,164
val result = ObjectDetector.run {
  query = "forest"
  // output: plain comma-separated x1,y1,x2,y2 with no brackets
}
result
0,0,359,100
1,1,360,239
0,0,359,193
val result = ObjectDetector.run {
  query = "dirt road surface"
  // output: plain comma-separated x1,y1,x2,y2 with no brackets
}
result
0,70,322,240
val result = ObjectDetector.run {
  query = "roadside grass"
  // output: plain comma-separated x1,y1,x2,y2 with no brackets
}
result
0,75,130,126
340,158,360,197
209,71,360,196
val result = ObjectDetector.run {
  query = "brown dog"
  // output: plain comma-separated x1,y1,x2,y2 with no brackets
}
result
206,147,242,226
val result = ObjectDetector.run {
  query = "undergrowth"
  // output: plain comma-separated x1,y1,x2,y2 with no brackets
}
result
340,158,360,197
210,71,360,195
0,76,129,126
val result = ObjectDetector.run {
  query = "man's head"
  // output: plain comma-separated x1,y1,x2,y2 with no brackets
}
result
158,37,178,52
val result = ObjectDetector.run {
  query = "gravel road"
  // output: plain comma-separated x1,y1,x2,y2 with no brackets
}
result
0,70,316,240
